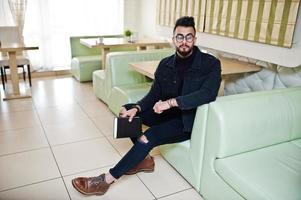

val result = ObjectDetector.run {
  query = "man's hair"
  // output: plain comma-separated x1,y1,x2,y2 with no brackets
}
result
173,16,196,34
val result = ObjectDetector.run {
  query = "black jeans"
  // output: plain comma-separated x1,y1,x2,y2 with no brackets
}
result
109,108,191,179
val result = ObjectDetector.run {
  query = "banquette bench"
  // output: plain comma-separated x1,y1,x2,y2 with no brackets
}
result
93,48,174,115
70,35,135,82
160,87,301,200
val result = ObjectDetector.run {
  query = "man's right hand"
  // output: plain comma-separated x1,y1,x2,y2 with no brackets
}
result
119,107,138,122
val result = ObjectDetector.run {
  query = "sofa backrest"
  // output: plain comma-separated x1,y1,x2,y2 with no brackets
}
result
106,48,174,89
206,86,301,158
70,35,133,58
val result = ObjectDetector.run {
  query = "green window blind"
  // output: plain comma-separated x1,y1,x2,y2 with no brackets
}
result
157,0,300,48
157,0,206,32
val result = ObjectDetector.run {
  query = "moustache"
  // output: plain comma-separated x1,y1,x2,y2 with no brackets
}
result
179,44,190,48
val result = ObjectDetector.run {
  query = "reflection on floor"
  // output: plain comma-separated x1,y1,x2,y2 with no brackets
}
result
0,76,204,200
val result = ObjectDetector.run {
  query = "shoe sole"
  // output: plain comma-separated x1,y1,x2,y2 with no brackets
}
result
125,167,155,175
72,179,105,196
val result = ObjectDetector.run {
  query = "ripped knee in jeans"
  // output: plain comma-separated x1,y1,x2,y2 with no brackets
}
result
138,135,149,144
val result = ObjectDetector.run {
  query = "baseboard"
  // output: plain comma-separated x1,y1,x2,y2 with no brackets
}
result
3,69,71,80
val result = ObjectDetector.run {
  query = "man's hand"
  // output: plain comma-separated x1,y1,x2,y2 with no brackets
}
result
153,99,178,114
119,107,138,122
153,100,170,114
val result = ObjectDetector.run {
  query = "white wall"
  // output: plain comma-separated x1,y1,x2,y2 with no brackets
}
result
125,0,301,67
124,0,141,34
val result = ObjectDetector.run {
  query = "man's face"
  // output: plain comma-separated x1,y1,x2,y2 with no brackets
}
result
173,26,196,57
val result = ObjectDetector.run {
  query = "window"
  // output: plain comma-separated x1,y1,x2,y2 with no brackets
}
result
23,0,124,70
0,0,15,26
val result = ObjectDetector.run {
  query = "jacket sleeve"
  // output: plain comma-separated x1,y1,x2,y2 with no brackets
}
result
175,59,221,110
136,65,162,112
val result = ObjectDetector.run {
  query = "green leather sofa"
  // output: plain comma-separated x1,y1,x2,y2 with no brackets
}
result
160,87,301,200
70,35,135,82
93,48,174,115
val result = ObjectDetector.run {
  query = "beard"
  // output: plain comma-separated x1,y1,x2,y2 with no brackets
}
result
176,44,193,57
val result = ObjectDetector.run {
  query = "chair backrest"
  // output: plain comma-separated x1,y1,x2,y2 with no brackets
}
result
0,26,22,57
0,26,20,44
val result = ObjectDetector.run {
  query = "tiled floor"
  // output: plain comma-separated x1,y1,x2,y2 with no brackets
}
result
0,76,204,200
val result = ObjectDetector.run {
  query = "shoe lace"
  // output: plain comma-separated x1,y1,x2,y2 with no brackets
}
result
90,174,105,186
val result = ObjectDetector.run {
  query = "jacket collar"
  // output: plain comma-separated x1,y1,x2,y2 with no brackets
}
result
166,46,203,70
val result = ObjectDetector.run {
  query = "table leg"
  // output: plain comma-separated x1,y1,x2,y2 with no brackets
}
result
137,45,147,51
8,51,20,95
102,48,110,69
218,79,225,96
2,51,31,100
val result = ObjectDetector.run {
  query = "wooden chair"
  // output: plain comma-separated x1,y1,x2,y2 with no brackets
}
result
0,26,32,90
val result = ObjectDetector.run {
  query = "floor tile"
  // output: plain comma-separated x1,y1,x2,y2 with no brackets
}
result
0,148,60,191
106,136,133,156
91,115,115,136
32,78,77,108
74,85,99,103
75,94,100,104
64,167,155,200
36,104,89,125
138,155,191,198
149,147,161,156
0,178,70,200
0,98,35,113
52,138,121,176
33,97,77,109
0,110,41,131
158,188,203,200
44,118,104,146
79,100,114,118
0,126,48,156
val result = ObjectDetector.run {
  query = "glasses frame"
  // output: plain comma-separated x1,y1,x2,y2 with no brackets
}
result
174,33,195,43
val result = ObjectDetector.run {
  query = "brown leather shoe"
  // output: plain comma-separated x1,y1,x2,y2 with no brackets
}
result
72,173,111,196
125,156,155,175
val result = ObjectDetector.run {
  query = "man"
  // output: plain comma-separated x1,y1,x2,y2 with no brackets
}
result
72,16,221,196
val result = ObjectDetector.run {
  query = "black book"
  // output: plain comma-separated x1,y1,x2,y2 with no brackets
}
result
113,117,142,138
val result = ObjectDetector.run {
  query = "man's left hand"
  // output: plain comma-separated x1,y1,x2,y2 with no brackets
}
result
153,100,170,114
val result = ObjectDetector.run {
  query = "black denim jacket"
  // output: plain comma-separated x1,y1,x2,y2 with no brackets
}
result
132,47,221,132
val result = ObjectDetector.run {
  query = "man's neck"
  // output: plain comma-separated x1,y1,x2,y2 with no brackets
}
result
176,49,194,59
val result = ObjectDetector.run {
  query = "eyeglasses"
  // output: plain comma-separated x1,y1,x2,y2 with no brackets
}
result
174,33,195,43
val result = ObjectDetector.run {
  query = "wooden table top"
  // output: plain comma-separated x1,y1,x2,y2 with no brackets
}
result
80,37,171,48
129,57,262,80
0,43,39,52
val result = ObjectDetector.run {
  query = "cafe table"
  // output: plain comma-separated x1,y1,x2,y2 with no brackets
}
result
80,37,171,69
0,43,39,100
129,57,262,96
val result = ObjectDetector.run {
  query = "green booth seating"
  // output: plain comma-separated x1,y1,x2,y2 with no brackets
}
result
93,48,174,115
70,35,136,82
159,86,301,200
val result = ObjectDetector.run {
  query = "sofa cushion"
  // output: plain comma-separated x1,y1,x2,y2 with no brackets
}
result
71,55,101,82
215,139,301,200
